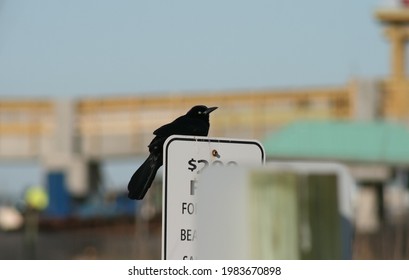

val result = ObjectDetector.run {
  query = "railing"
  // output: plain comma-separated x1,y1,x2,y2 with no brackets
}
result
0,100,54,159
0,87,353,159
75,87,353,158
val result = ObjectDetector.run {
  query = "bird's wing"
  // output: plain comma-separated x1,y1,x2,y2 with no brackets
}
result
152,122,176,136
153,117,207,136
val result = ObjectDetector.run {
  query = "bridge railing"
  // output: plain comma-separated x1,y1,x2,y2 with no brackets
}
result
0,100,54,159
75,86,353,158
0,86,353,159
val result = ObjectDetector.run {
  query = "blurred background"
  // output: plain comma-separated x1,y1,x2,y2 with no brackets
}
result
1,0,409,259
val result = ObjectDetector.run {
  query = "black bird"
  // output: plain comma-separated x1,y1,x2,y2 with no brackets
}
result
128,105,217,200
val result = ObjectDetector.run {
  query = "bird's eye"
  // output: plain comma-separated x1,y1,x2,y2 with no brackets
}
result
198,111,202,114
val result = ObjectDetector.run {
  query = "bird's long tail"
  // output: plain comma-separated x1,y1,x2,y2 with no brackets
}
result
128,153,161,200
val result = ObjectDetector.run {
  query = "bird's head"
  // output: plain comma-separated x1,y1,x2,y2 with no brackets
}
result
186,105,218,118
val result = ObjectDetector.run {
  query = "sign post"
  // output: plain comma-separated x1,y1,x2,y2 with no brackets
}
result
162,135,264,260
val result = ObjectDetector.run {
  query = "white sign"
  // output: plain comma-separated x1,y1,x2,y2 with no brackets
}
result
162,135,265,260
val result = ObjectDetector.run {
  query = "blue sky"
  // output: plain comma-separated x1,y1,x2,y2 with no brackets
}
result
0,0,390,98
0,0,399,200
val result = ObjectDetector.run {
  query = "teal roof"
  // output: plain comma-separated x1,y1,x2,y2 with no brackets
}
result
263,120,409,165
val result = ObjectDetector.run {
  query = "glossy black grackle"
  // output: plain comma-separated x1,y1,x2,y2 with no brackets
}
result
128,105,217,200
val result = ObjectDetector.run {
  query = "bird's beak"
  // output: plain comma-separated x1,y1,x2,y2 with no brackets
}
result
204,106,218,114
